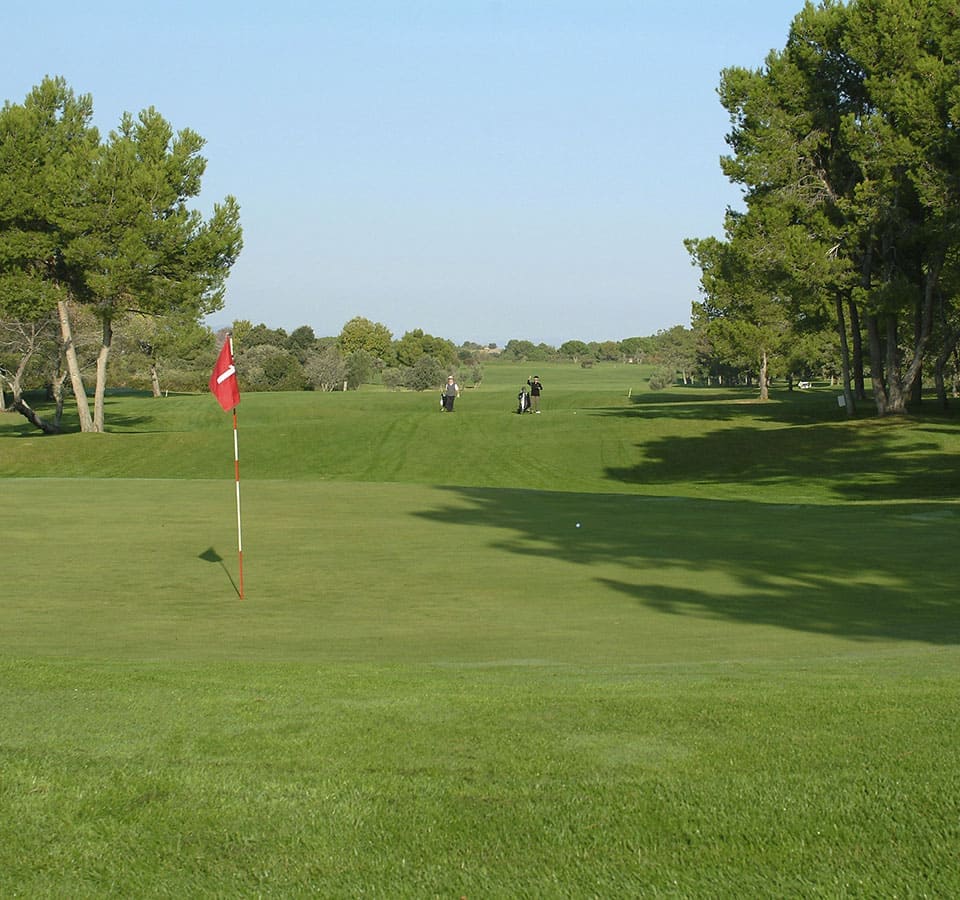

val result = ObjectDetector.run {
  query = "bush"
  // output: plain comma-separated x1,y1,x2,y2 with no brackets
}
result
238,344,307,392
648,367,676,391
345,349,376,389
403,356,446,392
304,347,346,392
381,368,405,391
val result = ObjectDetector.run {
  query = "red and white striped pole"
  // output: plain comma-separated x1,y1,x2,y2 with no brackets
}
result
230,337,244,600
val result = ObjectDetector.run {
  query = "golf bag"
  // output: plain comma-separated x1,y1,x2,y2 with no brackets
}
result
517,388,531,414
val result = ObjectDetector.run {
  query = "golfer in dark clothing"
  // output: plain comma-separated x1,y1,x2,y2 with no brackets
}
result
442,376,460,411
527,376,542,413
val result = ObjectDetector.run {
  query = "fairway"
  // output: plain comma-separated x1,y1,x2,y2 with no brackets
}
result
3,370,960,896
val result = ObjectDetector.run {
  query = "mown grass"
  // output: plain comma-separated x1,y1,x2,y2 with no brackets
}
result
2,364,960,897
4,365,957,502
4,655,958,897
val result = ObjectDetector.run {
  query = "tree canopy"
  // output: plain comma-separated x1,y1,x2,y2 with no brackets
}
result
688,0,960,414
338,316,393,360
0,77,242,431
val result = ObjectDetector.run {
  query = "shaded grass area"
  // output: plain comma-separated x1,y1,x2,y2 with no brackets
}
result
605,406,960,502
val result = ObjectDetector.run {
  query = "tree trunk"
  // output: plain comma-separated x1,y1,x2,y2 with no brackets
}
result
934,359,947,409
52,369,67,428
867,298,937,417
866,314,890,416
883,316,909,415
852,244,872,401
848,298,866,400
933,325,958,409
93,318,113,433
910,296,924,407
11,397,59,434
953,344,960,400
5,356,29,412
758,350,769,401
57,300,94,432
835,292,856,417
150,363,162,398
884,258,940,414
910,256,942,407
3,322,45,416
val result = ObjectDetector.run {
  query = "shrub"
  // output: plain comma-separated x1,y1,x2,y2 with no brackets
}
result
404,355,446,392
381,368,405,391
304,346,346,392
648,366,676,391
345,349,377,389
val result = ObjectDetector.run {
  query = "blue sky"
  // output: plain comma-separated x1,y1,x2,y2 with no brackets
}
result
5,1,805,347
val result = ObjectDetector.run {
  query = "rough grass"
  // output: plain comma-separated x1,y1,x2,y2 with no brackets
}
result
2,365,959,897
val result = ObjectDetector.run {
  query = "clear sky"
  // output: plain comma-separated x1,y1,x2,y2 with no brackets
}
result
4,1,805,347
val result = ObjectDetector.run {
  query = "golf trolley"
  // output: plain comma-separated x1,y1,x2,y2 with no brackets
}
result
517,388,531,414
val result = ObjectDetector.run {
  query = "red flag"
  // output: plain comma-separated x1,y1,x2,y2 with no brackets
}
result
209,339,240,411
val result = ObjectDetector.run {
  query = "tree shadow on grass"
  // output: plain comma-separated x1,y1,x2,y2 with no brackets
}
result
601,387,857,426
603,419,960,502
100,394,162,432
0,394,153,436
414,486,960,645
609,385,960,427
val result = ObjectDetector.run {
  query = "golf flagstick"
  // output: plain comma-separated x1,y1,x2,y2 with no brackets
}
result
232,402,244,600
209,335,244,598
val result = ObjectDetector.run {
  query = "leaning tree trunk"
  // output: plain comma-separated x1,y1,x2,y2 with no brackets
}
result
11,397,59,434
57,300,94,432
5,353,59,433
6,354,30,415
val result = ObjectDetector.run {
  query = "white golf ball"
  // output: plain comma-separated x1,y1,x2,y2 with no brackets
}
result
575,522,581,528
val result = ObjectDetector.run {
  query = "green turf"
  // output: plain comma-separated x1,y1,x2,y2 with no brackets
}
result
2,367,959,896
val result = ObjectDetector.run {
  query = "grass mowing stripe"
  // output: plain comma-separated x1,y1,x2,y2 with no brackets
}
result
5,380,960,503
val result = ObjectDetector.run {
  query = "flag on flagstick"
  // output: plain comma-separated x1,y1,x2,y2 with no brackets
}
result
209,339,240,411
210,336,244,599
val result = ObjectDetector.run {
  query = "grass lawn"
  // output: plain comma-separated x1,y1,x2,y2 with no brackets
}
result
2,367,960,896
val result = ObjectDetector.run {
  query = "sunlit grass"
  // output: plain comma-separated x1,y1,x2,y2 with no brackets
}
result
2,364,959,895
